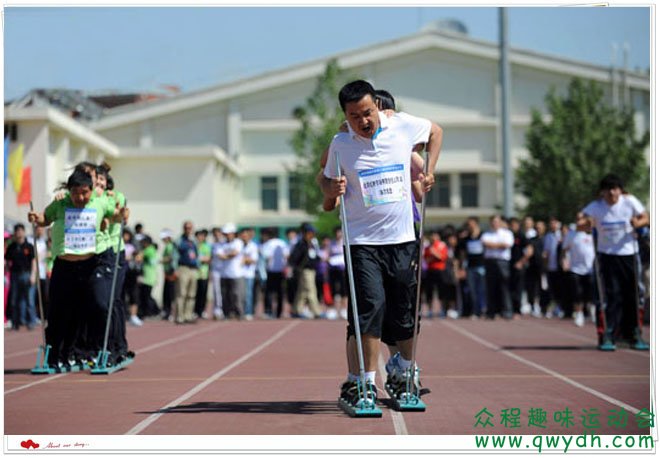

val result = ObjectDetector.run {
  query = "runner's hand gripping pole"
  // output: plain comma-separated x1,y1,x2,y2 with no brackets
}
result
29,201,54,374
335,151,380,416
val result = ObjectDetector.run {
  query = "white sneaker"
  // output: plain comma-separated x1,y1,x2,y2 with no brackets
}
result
340,308,348,320
532,304,543,318
325,308,338,320
447,309,459,320
520,303,532,315
574,311,585,327
244,314,254,321
129,316,143,327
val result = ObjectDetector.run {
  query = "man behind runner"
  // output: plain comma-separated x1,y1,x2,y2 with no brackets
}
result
321,80,443,405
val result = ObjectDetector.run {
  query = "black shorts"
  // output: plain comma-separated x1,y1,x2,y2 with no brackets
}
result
569,272,594,305
329,266,347,298
346,241,417,343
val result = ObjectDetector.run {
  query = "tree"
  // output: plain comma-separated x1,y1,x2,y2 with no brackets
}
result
289,59,359,235
517,78,649,223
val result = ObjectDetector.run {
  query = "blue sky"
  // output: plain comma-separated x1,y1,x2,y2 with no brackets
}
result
3,6,651,101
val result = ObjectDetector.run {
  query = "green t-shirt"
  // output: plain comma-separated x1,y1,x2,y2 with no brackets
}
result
44,192,116,258
162,241,178,275
108,191,126,254
141,244,158,287
197,241,211,280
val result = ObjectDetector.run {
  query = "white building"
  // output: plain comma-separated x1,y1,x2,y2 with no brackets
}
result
5,24,650,234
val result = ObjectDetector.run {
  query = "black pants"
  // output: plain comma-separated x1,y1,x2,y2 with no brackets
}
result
162,277,176,318
221,278,242,318
599,254,641,343
264,271,284,317
485,258,512,319
138,284,159,318
510,265,525,314
195,278,209,317
47,256,96,365
525,267,541,308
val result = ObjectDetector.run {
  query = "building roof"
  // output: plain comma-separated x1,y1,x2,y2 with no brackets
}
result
89,27,650,131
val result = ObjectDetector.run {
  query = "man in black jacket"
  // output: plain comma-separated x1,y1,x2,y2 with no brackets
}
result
288,223,323,319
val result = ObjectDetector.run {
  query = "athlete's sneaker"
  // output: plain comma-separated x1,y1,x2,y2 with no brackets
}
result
598,339,617,351
631,339,650,351
341,380,378,407
385,352,401,376
574,311,585,328
129,315,143,327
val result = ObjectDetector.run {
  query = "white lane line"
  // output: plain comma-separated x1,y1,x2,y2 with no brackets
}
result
4,373,69,395
377,354,408,435
4,322,226,395
5,349,38,359
125,321,300,435
441,321,643,414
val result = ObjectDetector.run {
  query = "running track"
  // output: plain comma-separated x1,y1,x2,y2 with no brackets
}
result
4,316,652,437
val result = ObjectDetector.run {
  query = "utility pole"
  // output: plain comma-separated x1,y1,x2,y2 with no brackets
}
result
499,7,513,218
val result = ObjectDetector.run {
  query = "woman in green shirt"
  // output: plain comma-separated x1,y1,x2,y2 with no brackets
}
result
28,168,126,369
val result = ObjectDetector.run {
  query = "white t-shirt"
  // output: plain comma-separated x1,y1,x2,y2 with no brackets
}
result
211,241,224,274
324,111,432,245
242,240,259,279
221,238,244,279
561,230,595,275
481,228,514,261
582,194,645,255
260,238,288,273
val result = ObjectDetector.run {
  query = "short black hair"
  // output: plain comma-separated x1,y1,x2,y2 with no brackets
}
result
599,174,625,191
338,80,376,112
67,168,94,190
375,89,396,110
14,223,25,232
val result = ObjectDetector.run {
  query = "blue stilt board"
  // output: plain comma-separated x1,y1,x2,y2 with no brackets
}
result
31,345,56,375
90,351,134,375
385,383,427,412
337,397,382,418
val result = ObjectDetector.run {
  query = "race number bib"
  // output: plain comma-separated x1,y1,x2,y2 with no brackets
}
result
64,208,97,254
358,164,406,207
601,221,627,246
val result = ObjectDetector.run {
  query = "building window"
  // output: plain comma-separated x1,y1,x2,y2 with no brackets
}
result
261,176,278,211
460,173,479,208
427,174,450,208
288,174,303,210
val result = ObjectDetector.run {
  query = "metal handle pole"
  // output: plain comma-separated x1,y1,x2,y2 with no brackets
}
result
100,203,127,365
29,202,47,350
408,155,429,395
336,152,369,405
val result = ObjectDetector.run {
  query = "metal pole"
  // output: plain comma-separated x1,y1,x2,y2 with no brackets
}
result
29,202,47,350
408,153,429,396
336,152,369,406
99,204,127,367
499,7,513,218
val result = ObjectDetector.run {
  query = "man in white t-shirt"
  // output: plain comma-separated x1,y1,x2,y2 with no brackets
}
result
219,223,244,319
321,80,443,407
582,174,649,351
480,215,514,320
260,228,288,319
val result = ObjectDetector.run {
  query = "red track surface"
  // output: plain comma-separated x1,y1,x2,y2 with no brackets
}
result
4,316,651,436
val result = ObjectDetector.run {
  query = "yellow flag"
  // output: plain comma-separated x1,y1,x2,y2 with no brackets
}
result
8,143,23,193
